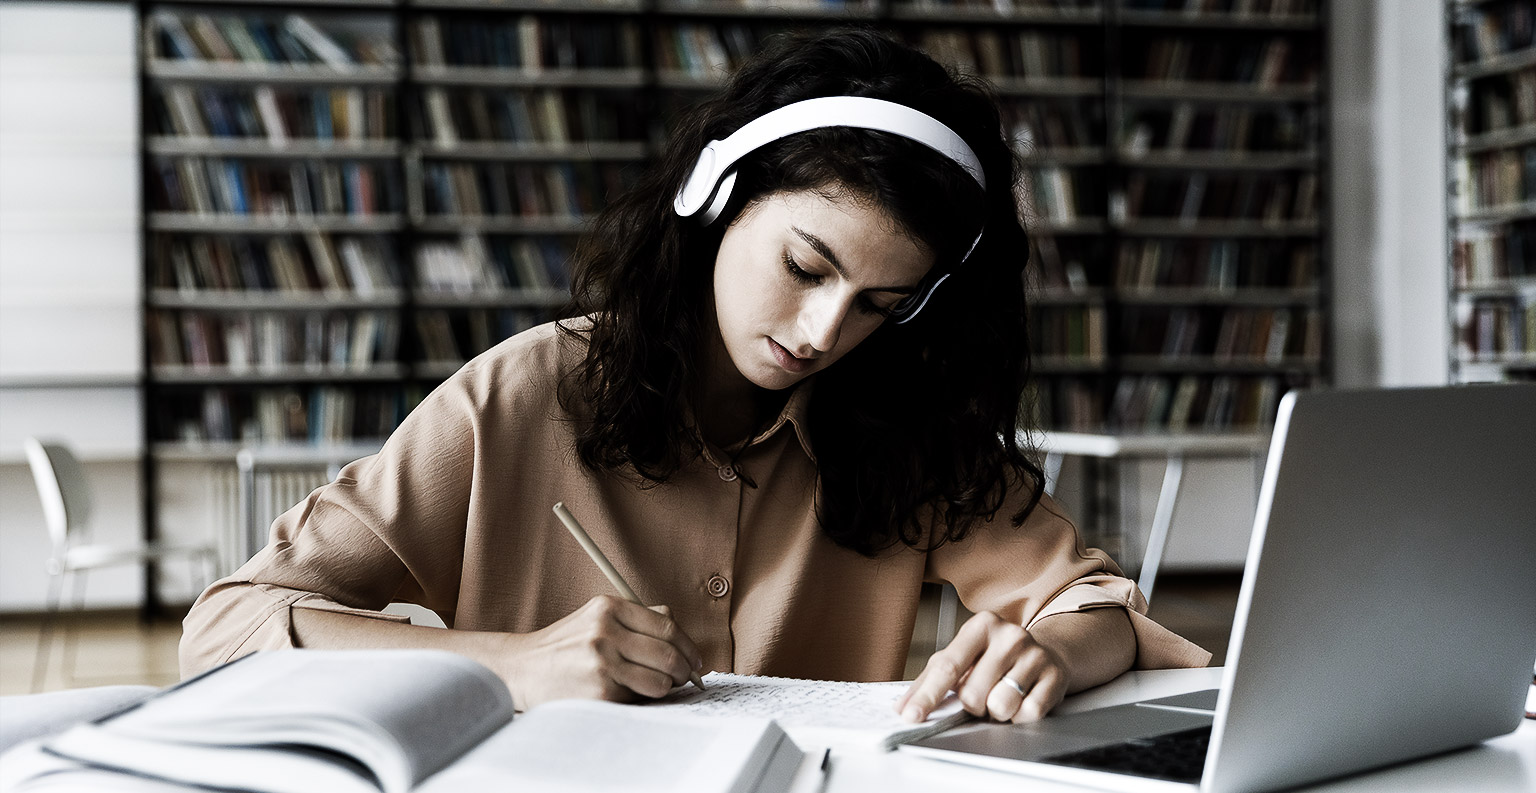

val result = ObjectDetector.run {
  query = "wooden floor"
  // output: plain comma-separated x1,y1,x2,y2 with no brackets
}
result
0,573,1241,696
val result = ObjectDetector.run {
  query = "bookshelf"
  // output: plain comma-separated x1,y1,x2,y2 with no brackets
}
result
139,0,1333,461
889,0,1329,432
1445,0,1535,384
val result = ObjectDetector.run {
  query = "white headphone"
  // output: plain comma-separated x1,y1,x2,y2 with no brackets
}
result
673,96,987,323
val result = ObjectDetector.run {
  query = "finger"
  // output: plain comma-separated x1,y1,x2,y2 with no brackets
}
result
614,630,696,691
594,650,676,701
611,652,685,699
608,599,705,673
956,625,1028,717
1013,663,1067,723
897,617,993,722
985,666,1035,723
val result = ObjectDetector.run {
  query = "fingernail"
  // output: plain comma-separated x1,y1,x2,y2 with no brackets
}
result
903,705,923,722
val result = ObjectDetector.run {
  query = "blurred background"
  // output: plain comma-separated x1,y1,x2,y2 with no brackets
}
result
0,0,1529,693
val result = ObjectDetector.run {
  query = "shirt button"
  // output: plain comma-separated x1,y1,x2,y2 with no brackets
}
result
717,464,738,482
706,574,730,598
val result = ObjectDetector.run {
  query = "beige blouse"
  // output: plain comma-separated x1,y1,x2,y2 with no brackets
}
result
181,321,1211,680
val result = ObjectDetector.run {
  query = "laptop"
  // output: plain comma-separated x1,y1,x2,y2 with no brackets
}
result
904,385,1536,793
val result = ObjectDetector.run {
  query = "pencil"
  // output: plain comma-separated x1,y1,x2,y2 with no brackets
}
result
552,502,707,691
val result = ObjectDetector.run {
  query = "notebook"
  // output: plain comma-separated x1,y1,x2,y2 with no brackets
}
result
905,385,1536,793
654,672,971,752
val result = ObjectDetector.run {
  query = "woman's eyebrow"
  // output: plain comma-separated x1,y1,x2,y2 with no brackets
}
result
790,226,919,295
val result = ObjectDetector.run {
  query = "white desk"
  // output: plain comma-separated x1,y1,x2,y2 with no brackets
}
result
823,668,1536,792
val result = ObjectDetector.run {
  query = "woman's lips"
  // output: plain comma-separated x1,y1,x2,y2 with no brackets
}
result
768,338,812,373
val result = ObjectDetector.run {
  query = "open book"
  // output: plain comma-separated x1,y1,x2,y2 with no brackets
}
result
3,650,807,793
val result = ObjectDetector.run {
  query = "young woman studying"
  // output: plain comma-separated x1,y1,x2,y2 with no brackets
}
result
180,28,1210,725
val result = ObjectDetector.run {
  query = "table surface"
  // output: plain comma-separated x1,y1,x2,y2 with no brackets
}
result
823,668,1536,793
1031,430,1273,458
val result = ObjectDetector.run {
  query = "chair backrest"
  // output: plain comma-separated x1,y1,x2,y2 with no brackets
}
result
23,438,93,550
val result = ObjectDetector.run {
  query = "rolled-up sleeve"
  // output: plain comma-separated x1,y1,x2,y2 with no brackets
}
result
927,495,1212,670
179,367,483,676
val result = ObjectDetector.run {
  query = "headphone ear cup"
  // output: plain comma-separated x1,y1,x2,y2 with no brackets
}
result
698,170,738,225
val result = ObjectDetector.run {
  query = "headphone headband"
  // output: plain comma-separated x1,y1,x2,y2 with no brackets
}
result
673,96,989,323
674,96,986,221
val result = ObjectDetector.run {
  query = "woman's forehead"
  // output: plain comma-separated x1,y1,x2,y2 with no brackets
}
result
757,189,934,282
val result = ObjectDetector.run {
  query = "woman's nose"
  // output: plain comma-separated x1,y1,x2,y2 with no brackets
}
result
797,292,850,356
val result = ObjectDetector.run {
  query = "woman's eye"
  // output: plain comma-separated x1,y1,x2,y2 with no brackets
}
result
857,297,896,318
782,253,819,284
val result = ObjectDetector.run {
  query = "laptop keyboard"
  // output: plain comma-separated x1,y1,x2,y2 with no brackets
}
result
1040,725,1212,783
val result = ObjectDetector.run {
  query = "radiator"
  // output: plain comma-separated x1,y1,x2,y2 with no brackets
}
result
212,462,335,567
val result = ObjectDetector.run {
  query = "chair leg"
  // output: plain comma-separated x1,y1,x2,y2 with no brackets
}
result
60,570,89,688
31,572,66,693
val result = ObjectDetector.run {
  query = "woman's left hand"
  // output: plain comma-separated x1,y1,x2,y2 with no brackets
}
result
894,610,1068,724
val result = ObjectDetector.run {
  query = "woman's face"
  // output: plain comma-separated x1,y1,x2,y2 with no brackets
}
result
709,188,935,393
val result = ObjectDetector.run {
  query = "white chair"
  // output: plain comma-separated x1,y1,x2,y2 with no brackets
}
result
23,437,219,693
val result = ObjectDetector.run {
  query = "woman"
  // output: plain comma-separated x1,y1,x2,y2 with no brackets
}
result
181,28,1209,726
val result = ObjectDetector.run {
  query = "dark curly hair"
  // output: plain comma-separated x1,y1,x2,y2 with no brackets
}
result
557,27,1043,556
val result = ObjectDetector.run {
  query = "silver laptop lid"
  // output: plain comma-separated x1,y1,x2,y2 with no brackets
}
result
1205,385,1536,793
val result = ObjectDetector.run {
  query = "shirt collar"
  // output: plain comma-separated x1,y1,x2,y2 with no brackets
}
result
697,378,818,468
757,378,817,465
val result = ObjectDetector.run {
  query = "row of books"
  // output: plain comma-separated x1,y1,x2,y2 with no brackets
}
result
1461,67,1535,135
1455,295,1536,360
906,0,1311,13
1113,239,1317,291
1024,166,1104,222
652,23,772,76
151,11,398,68
153,85,395,142
1118,305,1323,362
151,234,401,294
1106,373,1293,431
1124,171,1319,223
416,235,573,292
1453,1,1534,64
1124,0,1316,13
1033,373,1306,432
410,16,643,69
1006,99,1103,150
153,158,405,217
1033,306,1105,361
1032,236,1104,291
1128,36,1315,85
421,161,629,217
413,88,645,146
1453,221,1535,288
901,0,1097,10
1120,103,1311,154
912,29,1100,80
1025,170,1320,225
1459,145,1536,211
149,311,402,369
416,309,549,363
165,386,407,445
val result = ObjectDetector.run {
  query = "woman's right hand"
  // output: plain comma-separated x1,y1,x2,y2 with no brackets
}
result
496,595,705,711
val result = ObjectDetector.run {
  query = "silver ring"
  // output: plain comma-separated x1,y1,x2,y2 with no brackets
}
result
999,675,1027,698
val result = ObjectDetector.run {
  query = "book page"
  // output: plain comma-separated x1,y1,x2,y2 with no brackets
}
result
84,650,513,793
649,673,969,751
419,700,800,793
